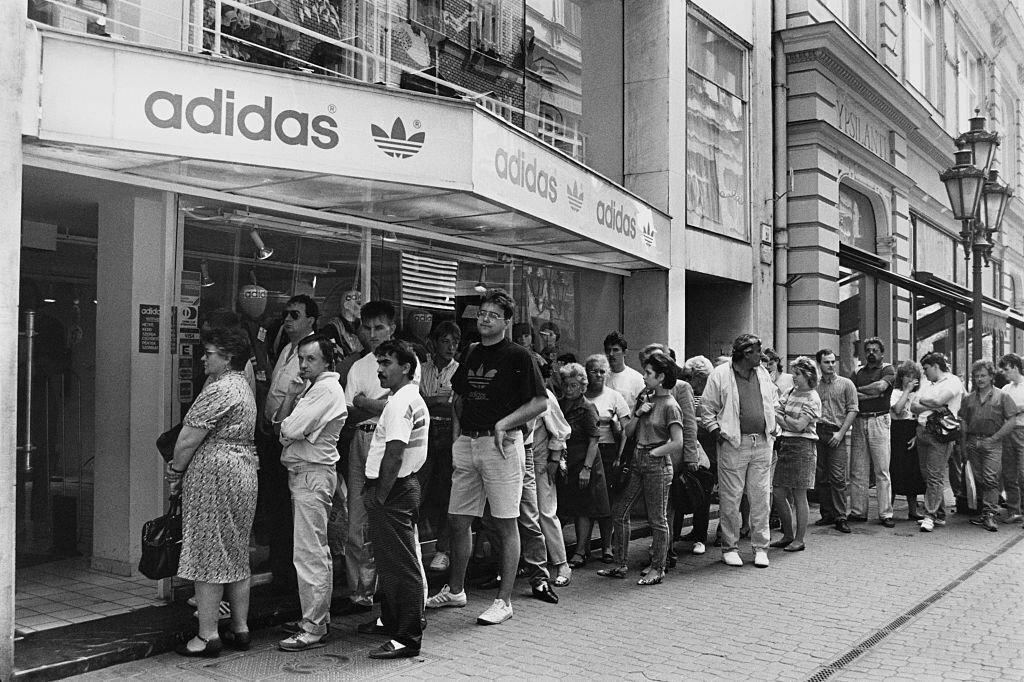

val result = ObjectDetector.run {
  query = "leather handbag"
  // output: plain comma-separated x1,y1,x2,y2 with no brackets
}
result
139,495,183,580
925,410,961,443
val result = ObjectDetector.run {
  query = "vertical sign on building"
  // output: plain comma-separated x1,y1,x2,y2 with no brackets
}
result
139,304,160,353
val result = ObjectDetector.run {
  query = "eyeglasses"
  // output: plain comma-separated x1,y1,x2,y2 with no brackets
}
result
476,310,504,322
344,294,361,302
588,369,607,375
203,349,224,358
539,330,557,339
283,310,302,320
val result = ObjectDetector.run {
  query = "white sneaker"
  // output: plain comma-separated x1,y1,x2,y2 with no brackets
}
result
692,542,706,556
753,550,769,568
933,518,946,527
920,517,935,532
476,598,513,625
425,584,467,609
429,551,450,571
722,551,743,567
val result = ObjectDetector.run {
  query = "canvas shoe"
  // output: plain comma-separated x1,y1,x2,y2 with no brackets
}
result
722,551,743,567
425,584,467,609
279,631,327,652
753,550,769,568
428,551,450,571
933,518,946,527
692,542,706,556
920,517,935,532
476,599,513,625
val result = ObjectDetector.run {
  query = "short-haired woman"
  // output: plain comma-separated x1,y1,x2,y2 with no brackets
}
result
890,360,925,520
557,362,611,567
168,326,259,657
598,353,684,585
770,357,821,552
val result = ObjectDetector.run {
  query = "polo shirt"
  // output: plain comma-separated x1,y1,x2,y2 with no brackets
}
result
853,363,896,414
365,383,429,479
960,387,1016,436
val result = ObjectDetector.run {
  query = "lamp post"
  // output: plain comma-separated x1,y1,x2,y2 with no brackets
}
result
939,111,1011,363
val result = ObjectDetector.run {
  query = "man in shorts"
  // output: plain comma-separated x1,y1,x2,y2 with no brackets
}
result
425,289,547,625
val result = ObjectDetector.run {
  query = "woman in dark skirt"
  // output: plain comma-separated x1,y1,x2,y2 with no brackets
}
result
771,357,822,553
557,362,611,565
890,361,926,519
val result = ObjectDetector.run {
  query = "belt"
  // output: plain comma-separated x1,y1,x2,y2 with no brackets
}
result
858,411,888,418
462,429,495,438
357,423,377,432
636,441,666,451
431,416,453,423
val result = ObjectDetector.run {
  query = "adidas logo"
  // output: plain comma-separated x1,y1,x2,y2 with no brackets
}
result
566,181,583,212
467,365,498,390
371,117,425,158
642,222,656,248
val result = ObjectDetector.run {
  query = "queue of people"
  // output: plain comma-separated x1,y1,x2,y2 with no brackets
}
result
162,289,1024,660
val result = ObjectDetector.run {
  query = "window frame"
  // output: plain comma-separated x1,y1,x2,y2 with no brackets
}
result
905,0,939,103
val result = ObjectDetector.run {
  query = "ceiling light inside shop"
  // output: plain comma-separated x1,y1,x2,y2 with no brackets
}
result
249,230,274,260
200,260,216,288
474,265,488,294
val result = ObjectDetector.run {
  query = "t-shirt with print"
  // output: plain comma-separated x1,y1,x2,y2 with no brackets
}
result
366,382,429,479
452,338,546,432
635,394,683,447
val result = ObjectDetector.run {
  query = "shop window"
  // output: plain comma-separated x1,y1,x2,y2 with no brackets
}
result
686,12,749,242
905,0,938,102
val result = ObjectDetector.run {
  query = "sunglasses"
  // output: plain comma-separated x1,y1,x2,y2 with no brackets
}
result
476,310,504,322
283,310,302,320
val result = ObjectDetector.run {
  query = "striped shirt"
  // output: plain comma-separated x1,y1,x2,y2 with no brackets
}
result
777,387,821,439
366,383,429,478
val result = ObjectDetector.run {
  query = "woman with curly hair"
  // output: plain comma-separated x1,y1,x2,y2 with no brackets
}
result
557,362,611,566
168,326,259,657
890,360,926,519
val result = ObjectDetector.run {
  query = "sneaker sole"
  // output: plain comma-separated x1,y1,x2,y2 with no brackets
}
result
279,640,328,652
476,615,512,625
426,600,467,609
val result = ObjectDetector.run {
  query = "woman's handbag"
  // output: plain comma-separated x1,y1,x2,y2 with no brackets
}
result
139,495,183,580
925,410,961,443
156,423,183,463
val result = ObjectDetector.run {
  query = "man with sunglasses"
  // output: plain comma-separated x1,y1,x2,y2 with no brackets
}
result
262,295,320,590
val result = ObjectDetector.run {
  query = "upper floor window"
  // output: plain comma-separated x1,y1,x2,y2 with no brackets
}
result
957,47,984,131
410,0,443,29
841,0,871,44
553,0,581,36
838,184,877,253
906,0,938,102
475,0,504,51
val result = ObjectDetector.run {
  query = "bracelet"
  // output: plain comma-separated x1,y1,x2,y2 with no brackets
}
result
582,464,592,471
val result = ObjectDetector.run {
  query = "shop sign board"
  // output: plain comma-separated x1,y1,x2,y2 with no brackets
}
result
138,304,160,354
472,116,671,268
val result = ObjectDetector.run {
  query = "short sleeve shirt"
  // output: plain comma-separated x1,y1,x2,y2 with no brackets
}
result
589,388,631,444
452,338,546,431
960,387,1017,437
606,365,646,409
853,363,896,413
366,383,429,478
778,388,821,439
1001,380,1024,426
635,394,683,447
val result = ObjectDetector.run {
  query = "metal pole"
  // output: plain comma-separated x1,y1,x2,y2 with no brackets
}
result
0,5,26,679
972,234,985,363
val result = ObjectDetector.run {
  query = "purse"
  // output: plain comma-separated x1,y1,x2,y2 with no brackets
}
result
139,495,183,580
156,423,183,463
925,410,961,443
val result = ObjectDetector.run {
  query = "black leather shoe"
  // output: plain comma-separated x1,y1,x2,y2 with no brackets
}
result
847,515,868,523
368,640,419,659
814,517,835,527
835,519,852,534
334,601,372,617
531,581,559,604
357,620,391,635
175,635,222,658
881,518,896,528
221,629,251,651
769,538,793,548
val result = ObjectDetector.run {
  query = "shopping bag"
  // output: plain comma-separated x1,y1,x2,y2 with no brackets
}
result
963,458,978,508
139,495,183,580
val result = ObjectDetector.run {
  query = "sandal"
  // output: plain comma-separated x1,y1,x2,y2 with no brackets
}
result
553,566,572,587
596,566,628,579
568,553,587,569
637,570,664,586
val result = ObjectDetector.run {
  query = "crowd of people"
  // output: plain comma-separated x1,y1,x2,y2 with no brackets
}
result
160,288,1024,660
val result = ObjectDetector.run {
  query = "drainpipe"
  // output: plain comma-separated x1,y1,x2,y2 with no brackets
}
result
0,9,26,681
772,0,789,360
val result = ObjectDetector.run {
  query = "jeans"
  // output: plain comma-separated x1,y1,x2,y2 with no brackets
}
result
532,440,568,566
288,466,337,636
849,414,894,519
1002,427,1024,516
345,430,377,606
916,427,953,521
965,436,1003,515
717,435,772,552
611,449,672,570
815,424,850,521
416,419,453,551
367,475,424,650
518,444,551,584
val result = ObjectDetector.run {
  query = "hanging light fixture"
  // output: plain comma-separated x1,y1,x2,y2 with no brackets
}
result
249,229,274,260
200,260,216,288
474,265,489,294
382,231,398,242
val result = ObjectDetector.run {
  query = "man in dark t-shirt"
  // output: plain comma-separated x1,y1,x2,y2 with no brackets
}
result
850,337,896,526
425,289,546,626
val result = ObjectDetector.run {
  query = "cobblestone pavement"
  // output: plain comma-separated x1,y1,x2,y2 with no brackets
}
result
69,504,1024,682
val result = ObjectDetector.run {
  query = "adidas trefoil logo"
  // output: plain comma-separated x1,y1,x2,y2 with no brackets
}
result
371,117,425,159
566,181,583,212
467,365,498,389
642,222,656,248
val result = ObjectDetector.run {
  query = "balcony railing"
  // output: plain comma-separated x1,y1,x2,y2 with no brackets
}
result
28,0,588,162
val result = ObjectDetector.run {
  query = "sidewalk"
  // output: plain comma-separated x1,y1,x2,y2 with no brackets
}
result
50,503,1024,681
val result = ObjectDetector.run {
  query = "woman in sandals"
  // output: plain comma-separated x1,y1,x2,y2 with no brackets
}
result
769,356,821,553
557,363,611,568
598,353,684,585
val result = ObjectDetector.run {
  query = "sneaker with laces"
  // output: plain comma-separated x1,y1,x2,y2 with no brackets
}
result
476,598,513,625
428,551,450,571
692,542,706,556
920,517,935,532
753,550,769,568
279,631,327,651
933,518,946,527
425,584,467,609
722,551,743,567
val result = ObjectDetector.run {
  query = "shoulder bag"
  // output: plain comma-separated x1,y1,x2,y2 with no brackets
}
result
924,409,961,443
138,495,183,580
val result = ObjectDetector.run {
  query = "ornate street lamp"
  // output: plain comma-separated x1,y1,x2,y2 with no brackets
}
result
939,112,1002,363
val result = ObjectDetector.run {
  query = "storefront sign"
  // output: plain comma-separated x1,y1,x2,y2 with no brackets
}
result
139,304,160,353
835,92,889,161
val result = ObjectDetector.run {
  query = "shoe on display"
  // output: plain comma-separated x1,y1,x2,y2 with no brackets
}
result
429,552,450,571
425,584,467,609
692,542,706,555
920,517,935,532
722,551,743,567
476,599,513,625
753,550,769,568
